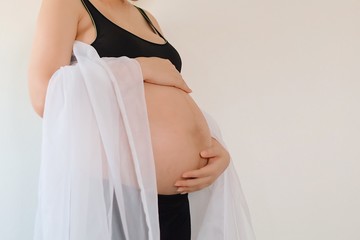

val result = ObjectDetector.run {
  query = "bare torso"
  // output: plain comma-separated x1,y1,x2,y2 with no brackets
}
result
76,0,212,194
144,83,212,194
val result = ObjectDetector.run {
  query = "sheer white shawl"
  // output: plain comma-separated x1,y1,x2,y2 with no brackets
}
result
33,41,256,240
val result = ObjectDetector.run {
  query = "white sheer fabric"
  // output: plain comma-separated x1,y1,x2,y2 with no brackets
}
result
33,41,256,240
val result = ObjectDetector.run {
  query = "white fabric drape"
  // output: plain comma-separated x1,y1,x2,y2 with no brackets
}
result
33,41,256,240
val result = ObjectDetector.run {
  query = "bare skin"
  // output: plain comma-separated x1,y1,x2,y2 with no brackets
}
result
28,0,230,194
144,83,213,194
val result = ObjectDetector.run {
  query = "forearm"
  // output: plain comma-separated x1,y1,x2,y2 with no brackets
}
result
134,57,192,93
135,57,151,81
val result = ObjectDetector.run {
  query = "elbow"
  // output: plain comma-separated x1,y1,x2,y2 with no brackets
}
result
30,98,44,119
28,75,46,119
34,102,44,119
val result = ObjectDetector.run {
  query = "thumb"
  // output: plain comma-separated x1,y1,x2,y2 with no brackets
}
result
200,146,217,158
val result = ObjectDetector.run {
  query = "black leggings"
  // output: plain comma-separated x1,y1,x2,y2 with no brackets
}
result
158,193,191,240
112,192,191,240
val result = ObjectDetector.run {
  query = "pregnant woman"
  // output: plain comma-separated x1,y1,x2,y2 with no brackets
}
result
28,0,230,239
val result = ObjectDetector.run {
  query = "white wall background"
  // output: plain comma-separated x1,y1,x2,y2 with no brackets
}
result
1,0,359,239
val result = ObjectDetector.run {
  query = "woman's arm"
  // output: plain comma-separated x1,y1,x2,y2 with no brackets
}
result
175,138,230,193
28,0,80,118
143,10,231,190
135,57,192,93
135,10,192,93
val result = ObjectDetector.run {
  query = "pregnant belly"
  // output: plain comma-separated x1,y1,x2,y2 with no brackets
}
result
144,83,212,194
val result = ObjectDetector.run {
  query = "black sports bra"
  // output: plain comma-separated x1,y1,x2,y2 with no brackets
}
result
81,0,182,72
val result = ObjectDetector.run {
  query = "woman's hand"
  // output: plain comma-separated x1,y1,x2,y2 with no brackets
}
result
135,57,192,93
174,138,230,193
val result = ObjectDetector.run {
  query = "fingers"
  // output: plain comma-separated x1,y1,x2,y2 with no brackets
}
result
175,158,229,192
201,138,230,165
174,163,218,193
175,177,208,188
174,77,192,93
165,60,192,93
175,176,212,193
174,140,231,194
181,77,192,93
142,57,192,93
180,163,217,179
174,84,192,93
182,83,192,93
200,143,220,159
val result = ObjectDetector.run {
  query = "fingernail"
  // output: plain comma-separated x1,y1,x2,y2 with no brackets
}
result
180,192,188,195
177,188,184,192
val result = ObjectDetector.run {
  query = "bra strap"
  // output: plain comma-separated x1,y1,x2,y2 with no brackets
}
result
81,0,96,28
135,6,167,41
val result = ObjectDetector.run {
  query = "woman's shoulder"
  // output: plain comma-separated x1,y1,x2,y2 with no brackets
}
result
38,0,85,19
136,7,165,36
